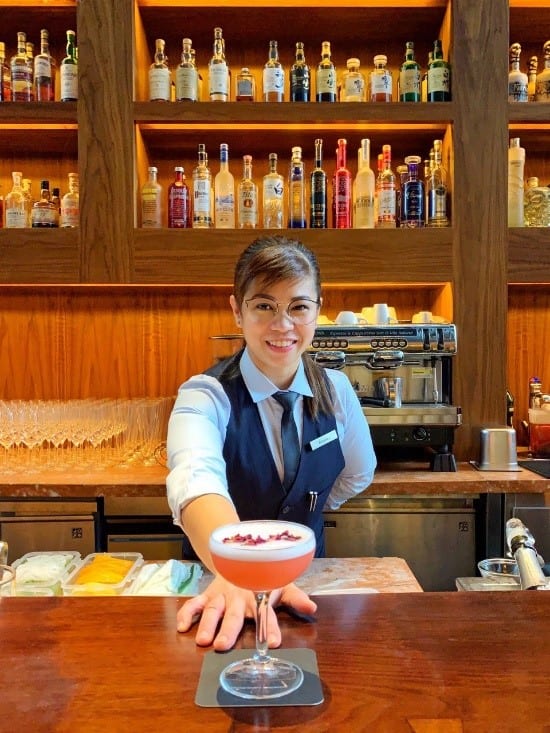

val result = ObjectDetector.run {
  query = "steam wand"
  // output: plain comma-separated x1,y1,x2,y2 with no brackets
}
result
506,518,549,590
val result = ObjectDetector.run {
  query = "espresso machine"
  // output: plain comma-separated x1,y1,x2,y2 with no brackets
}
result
309,323,461,470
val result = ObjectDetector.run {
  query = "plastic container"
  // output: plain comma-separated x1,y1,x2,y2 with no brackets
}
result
12,551,81,596
62,552,143,596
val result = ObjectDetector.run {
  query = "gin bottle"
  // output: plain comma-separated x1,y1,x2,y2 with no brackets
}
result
141,166,162,228
168,166,190,228
263,153,284,229
214,143,235,228
176,38,197,102
149,38,171,102
60,172,79,228
370,55,392,102
376,144,397,228
238,155,258,229
333,138,351,228
208,27,229,102
341,58,365,102
354,138,375,229
427,140,449,227
399,42,421,102
535,41,550,101
193,144,212,228
427,40,451,102
401,156,424,227
316,41,336,102
310,138,327,228
288,146,307,228
508,43,528,103
263,40,284,102
0,42,11,101
5,171,27,228
34,29,55,101
10,31,32,102
60,30,78,102
290,42,310,102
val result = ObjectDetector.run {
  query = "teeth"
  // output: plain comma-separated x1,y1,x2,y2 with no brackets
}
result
269,340,294,347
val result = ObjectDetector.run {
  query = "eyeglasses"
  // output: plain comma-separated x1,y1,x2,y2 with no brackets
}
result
244,296,320,325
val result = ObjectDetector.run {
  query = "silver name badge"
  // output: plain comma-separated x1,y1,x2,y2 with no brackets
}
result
308,429,338,452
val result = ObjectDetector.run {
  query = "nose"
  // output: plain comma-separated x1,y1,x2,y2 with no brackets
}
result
270,308,294,329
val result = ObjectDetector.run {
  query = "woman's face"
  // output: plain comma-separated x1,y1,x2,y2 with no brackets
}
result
230,276,320,389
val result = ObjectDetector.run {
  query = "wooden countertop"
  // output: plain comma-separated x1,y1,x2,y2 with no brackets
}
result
2,593,549,731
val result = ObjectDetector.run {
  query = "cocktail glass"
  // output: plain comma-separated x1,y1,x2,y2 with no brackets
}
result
209,519,315,700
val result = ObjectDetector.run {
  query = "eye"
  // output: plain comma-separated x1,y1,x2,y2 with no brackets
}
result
289,300,314,314
253,300,276,313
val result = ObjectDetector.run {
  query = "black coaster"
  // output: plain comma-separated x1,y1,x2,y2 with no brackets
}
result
518,459,550,479
195,648,324,708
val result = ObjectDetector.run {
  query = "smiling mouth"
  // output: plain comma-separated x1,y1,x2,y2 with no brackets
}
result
267,339,296,348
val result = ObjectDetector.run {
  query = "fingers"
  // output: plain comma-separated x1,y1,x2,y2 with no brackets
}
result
279,583,318,616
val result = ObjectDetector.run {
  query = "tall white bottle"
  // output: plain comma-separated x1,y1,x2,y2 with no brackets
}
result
353,138,375,228
508,137,525,227
214,143,235,228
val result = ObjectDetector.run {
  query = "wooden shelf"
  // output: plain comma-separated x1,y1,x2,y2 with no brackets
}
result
0,229,80,284
509,228,550,283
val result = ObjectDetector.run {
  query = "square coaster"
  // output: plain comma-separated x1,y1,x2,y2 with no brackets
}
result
195,648,323,708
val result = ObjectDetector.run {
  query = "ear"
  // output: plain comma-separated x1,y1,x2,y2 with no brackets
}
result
229,294,242,327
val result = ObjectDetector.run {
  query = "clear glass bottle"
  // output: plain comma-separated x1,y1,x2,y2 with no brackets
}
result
316,41,337,102
333,138,351,228
524,177,550,227
34,29,56,102
175,38,197,102
401,155,425,227
10,31,33,102
192,144,212,228
214,143,235,228
191,48,203,101
238,155,257,229
21,178,33,226
370,54,392,102
508,137,525,227
5,171,27,228
0,42,11,101
32,180,57,228
399,41,421,102
310,138,327,228
508,43,528,103
263,153,284,229
263,40,284,102
208,27,229,102
141,166,162,228
427,139,449,227
51,187,61,226
288,146,307,228
290,42,310,102
148,38,171,102
376,144,397,228
535,41,550,102
341,58,365,102
528,56,538,102
427,39,451,101
354,138,375,229
395,163,409,227
61,172,80,228
25,41,35,100
168,166,190,228
235,67,255,101
60,29,78,102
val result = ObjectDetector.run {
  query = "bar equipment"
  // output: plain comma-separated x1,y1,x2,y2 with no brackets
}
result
506,517,549,590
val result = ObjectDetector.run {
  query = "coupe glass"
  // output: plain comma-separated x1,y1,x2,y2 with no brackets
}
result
209,519,315,700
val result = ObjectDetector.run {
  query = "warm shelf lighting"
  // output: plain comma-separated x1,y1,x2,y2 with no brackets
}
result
0,123,78,132
138,123,444,133
138,0,446,7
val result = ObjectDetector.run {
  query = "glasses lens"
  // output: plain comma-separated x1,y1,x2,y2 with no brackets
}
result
245,298,318,324
287,299,319,324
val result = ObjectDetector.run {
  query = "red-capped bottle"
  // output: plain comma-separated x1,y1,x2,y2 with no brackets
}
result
168,166,191,228
332,138,351,228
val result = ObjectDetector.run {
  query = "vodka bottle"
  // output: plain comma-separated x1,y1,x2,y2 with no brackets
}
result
528,56,538,102
288,146,307,227
263,40,284,102
238,155,258,229
290,42,310,102
535,41,550,101
370,55,392,102
316,41,336,102
427,140,449,227
395,164,409,227
60,30,78,102
399,41,421,102
427,40,451,101
376,144,397,228
168,166,190,228
310,138,327,228
141,166,162,228
333,138,351,228
341,58,365,102
31,180,57,228
175,38,197,102
60,173,79,228
508,137,525,227
5,172,27,228
354,138,375,229
263,153,284,229
34,29,55,101
0,42,11,101
10,31,32,102
193,144,212,228
214,143,235,228
149,38,171,102
508,43,528,102
401,155,425,227
236,67,255,101
208,27,229,102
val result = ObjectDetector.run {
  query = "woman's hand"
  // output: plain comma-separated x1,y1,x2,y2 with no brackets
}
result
176,575,317,651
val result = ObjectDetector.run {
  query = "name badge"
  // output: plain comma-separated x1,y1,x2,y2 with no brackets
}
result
307,429,338,452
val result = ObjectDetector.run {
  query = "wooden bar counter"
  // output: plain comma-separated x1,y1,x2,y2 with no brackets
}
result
2,592,549,732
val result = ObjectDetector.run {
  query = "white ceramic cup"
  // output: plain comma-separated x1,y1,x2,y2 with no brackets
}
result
372,303,393,324
335,310,358,325
412,311,433,323
0,564,15,597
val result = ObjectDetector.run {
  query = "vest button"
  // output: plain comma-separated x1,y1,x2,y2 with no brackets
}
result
282,506,290,514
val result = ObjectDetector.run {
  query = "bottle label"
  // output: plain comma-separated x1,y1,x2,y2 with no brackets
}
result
60,65,79,100
175,67,197,101
343,75,364,101
237,77,254,99
403,182,425,222
32,207,56,226
291,68,310,99
399,68,420,96
263,67,284,94
428,67,450,94
209,63,228,97
371,71,392,96
5,208,26,228
316,68,336,95
193,179,211,215
11,66,32,99
168,186,189,227
149,67,170,101
310,173,327,227
378,189,396,219
263,178,284,200
61,205,79,227
428,186,447,220
239,190,257,225
354,195,374,227
141,192,161,227
215,193,235,227
508,78,528,102
535,78,550,101
34,57,51,79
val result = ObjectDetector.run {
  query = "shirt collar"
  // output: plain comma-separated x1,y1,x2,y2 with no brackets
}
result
240,347,313,404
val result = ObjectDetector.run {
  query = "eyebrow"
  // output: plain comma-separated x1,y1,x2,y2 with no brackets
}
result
248,293,317,301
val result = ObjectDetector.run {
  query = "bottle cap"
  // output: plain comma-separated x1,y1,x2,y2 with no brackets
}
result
346,58,360,68
374,54,387,65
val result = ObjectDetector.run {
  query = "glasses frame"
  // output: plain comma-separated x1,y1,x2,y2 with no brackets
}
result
244,296,321,325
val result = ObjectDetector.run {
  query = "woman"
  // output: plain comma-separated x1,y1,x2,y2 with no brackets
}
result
166,235,376,651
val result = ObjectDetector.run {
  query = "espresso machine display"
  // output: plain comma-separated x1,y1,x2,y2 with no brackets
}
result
309,324,461,471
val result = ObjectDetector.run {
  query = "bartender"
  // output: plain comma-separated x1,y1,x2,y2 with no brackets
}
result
166,235,376,651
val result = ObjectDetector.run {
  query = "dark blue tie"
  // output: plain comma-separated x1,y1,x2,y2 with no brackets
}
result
273,391,300,492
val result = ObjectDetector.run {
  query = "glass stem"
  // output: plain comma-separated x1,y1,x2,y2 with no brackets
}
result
254,591,270,664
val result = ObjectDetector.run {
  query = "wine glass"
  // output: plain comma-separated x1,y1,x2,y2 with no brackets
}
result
209,519,315,700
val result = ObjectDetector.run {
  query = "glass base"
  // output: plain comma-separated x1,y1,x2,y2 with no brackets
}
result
219,655,304,700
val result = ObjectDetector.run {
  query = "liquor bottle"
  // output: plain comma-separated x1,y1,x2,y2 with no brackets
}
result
168,166,190,228
401,155,424,227
527,56,538,102
535,41,550,101
427,40,451,102
332,138,351,228
376,144,397,228
316,41,337,102
22,178,33,226
263,40,284,102
0,42,11,101
235,67,255,101
60,172,79,228
263,153,284,229
288,146,307,228
529,376,543,409
31,180,57,228
238,155,258,229
290,42,310,102
148,38,170,102
191,49,203,101
508,43,528,103
5,171,27,228
175,38,197,102
208,27,229,102
214,143,235,228
192,144,212,228
399,41,421,102
370,54,392,102
354,138,375,229
508,137,525,227
10,31,33,102
34,29,56,101
25,42,35,100
310,138,327,228
524,176,550,227
395,163,409,227
60,30,78,102
427,139,449,227
421,52,431,102
51,187,61,225
141,166,162,228
341,58,365,102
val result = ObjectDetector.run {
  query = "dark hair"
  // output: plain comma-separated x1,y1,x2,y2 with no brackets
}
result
233,235,334,419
